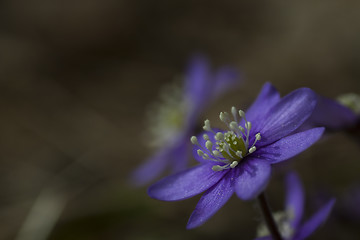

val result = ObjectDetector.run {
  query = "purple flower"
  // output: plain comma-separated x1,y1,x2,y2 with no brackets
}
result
131,56,240,186
148,83,324,229
255,172,335,240
300,93,359,131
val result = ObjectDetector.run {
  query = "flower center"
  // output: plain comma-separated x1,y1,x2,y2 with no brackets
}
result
256,209,295,239
191,106,261,171
147,81,186,148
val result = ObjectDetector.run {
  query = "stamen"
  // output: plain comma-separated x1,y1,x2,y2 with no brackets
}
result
238,110,246,118
255,133,261,140
249,146,256,154
245,121,252,130
190,136,198,145
230,121,242,136
231,106,238,122
215,132,224,141
250,133,261,149
230,161,238,168
212,165,225,171
212,150,221,157
203,119,212,132
203,134,209,141
197,149,204,157
205,140,213,151
222,143,234,156
229,121,238,131
238,126,246,135
219,112,231,124
195,107,263,172
244,121,251,149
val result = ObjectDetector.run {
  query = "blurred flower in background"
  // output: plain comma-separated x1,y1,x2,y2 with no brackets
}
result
255,172,335,240
131,56,240,185
300,93,359,132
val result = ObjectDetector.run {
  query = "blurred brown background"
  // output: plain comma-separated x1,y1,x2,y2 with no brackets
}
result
1,1,360,239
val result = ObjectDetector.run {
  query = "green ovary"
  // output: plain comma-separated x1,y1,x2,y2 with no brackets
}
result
218,135,247,161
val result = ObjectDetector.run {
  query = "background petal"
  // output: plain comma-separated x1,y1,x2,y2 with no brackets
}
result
186,170,235,229
254,127,324,163
130,149,170,186
294,199,336,240
212,66,241,98
258,88,317,146
302,95,358,130
184,55,209,106
234,158,271,200
285,172,305,229
148,164,226,201
170,138,191,172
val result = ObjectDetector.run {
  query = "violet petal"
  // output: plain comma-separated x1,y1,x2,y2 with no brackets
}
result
258,88,317,146
131,149,170,186
234,158,271,200
186,170,235,229
148,164,226,201
285,172,305,229
245,82,280,130
254,127,324,163
294,199,335,240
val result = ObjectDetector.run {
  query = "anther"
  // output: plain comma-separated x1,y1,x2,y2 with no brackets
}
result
236,151,243,158
219,112,225,121
212,150,221,157
219,112,230,123
249,146,256,153
230,161,238,168
197,149,204,157
212,165,224,171
231,106,238,121
250,132,261,149
215,132,224,141
205,140,213,151
245,121,252,130
203,119,212,132
255,133,261,140
229,121,238,131
203,134,209,141
239,126,246,134
190,136,198,145
238,110,246,118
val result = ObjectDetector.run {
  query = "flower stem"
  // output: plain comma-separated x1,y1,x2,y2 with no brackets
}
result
257,192,283,240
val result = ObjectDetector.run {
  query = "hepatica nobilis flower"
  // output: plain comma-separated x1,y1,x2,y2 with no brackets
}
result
132,56,240,185
255,172,335,240
148,83,325,229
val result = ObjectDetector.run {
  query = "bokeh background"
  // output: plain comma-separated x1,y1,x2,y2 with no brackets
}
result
1,1,360,239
